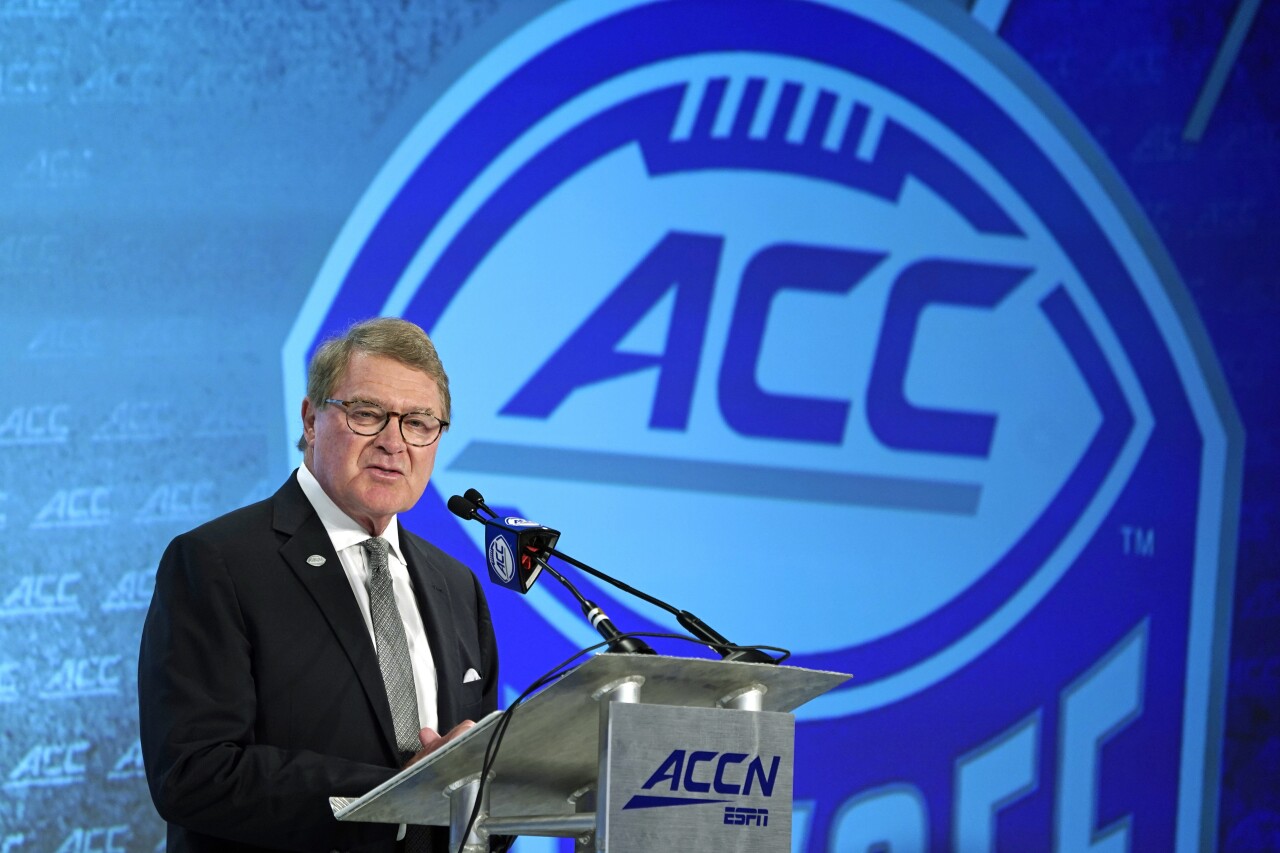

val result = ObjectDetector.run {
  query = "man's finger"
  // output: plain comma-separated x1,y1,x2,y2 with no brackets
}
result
405,720,477,767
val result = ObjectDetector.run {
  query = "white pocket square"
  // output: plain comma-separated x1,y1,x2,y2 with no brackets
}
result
463,668,481,683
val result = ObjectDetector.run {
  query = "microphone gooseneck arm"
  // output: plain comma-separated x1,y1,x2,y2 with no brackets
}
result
447,494,655,655
544,545,775,664
452,491,775,664
534,557,655,656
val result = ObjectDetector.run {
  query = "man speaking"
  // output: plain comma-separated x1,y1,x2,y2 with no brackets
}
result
139,318,498,852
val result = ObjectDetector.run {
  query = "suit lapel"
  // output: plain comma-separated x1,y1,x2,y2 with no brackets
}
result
400,527,464,731
272,477,401,761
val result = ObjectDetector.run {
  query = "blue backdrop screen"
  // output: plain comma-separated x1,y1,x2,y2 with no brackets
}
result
0,1,1274,851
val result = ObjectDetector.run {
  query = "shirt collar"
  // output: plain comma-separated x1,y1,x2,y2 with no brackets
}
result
295,465,405,563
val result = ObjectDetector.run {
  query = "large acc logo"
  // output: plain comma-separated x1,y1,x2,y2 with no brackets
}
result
287,1,1237,849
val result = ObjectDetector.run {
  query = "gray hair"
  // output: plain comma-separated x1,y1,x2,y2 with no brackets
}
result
296,317,450,451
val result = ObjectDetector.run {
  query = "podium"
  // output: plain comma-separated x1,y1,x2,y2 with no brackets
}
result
331,654,849,852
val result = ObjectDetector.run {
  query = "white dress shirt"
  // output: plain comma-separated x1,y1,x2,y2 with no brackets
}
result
295,465,439,732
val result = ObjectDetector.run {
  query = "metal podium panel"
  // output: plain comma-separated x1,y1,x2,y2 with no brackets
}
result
331,654,848,828
603,702,793,853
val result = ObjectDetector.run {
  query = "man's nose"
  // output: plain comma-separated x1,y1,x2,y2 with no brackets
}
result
374,415,408,450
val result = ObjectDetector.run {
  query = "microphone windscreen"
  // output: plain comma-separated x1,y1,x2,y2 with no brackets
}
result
446,494,477,520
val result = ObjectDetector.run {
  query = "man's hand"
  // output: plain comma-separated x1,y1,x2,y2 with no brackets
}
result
405,720,475,767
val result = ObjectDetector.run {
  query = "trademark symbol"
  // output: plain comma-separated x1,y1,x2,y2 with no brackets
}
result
1120,526,1155,557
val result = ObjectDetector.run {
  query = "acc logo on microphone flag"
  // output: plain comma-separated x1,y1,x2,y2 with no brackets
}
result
486,534,516,585
287,1,1239,849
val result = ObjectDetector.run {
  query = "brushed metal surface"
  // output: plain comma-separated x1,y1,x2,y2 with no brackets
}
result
331,654,849,827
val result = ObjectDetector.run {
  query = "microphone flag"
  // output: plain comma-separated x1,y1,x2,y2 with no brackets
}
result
484,517,560,594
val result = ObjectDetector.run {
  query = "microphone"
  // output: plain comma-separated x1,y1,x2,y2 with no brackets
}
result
486,516,560,595
580,599,656,656
448,493,654,655
449,494,556,593
464,488,497,519
447,493,481,520
454,489,775,664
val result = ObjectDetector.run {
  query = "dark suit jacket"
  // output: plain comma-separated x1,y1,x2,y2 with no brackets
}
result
138,474,499,852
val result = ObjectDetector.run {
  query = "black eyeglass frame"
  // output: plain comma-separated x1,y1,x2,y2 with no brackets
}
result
323,398,449,447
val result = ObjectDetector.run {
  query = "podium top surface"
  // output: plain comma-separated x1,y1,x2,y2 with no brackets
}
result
331,654,849,827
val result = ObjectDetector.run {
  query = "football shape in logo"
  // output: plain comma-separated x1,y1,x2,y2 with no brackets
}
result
287,1,1237,849
487,535,516,584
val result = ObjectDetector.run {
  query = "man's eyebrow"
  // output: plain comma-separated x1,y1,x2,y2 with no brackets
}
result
348,396,436,414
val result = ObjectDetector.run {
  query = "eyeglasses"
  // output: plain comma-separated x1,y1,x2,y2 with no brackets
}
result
324,399,449,447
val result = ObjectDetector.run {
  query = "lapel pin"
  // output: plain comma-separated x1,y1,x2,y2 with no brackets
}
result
306,555,326,566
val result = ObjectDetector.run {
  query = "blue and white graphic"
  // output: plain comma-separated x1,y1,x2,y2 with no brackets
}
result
624,748,783,810
289,1,1239,849
3,0,1269,849
487,531,517,584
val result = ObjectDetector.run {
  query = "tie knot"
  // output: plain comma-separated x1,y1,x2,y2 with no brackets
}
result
362,537,390,570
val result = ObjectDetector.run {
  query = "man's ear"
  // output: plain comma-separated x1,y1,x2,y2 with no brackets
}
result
301,398,317,446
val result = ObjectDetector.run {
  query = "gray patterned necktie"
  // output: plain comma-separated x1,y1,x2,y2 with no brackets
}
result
361,537,422,761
